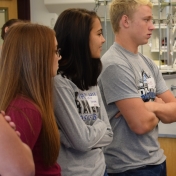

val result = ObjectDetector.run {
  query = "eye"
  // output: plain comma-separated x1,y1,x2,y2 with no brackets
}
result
144,18,153,23
55,48,61,57
98,32,103,36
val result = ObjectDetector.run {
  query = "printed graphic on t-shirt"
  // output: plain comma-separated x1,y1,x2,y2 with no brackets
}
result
75,92,99,125
137,70,156,102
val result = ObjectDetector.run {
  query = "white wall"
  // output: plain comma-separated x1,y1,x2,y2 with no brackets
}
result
30,0,115,54
29,0,154,61
30,0,58,28
0,9,6,45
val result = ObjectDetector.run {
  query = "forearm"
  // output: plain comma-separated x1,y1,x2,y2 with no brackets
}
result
60,118,113,149
154,102,176,123
1,143,34,176
145,101,176,123
128,111,159,134
10,143,35,176
60,123,113,149
92,127,113,148
0,116,35,176
59,130,71,148
116,99,160,135
58,118,107,151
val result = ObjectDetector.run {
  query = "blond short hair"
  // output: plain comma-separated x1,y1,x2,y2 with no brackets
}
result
109,0,153,33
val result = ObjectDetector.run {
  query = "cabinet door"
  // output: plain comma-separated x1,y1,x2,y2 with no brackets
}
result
158,138,176,176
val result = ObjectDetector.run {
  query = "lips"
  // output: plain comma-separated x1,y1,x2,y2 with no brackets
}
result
147,34,152,38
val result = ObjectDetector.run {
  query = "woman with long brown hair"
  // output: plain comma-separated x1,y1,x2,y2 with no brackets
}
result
0,23,61,176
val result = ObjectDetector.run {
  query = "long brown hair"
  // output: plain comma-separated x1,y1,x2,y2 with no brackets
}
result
0,23,60,166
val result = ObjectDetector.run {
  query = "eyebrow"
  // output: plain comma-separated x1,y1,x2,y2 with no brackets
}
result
97,29,103,32
143,16,153,19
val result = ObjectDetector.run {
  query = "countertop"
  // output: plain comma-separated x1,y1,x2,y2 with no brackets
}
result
162,73,176,80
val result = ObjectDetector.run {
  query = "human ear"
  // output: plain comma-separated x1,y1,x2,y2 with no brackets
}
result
5,27,9,33
121,15,130,28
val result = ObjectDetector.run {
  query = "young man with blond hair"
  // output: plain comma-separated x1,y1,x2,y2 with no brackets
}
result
98,0,176,175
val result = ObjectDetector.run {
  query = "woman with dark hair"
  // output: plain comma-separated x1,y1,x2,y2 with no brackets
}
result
0,23,61,176
0,19,23,57
53,8,113,176
1,18,22,40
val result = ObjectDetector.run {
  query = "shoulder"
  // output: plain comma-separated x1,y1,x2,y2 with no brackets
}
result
8,96,40,114
54,74,79,91
6,96,42,127
6,96,42,149
139,53,159,71
101,43,122,61
54,74,70,86
86,85,100,93
101,43,130,70
6,96,42,129
139,53,156,64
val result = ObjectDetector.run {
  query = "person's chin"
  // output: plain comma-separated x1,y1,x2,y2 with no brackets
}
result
93,57,100,59
141,40,148,45
92,54,100,59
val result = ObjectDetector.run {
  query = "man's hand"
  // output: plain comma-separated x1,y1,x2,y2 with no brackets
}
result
115,111,121,118
154,97,165,104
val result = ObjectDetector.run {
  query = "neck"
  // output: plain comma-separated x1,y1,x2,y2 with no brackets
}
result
115,33,138,54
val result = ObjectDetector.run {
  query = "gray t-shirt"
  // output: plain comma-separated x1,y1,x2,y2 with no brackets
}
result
98,42,167,173
53,74,113,176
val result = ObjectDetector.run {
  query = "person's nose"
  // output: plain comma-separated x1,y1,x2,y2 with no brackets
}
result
102,35,105,43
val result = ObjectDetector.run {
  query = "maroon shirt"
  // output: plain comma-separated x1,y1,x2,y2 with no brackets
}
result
6,96,61,176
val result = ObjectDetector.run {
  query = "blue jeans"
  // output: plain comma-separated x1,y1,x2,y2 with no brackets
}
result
104,168,108,176
108,161,166,176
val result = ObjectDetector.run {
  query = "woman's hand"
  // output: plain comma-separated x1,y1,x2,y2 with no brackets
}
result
1,110,21,137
